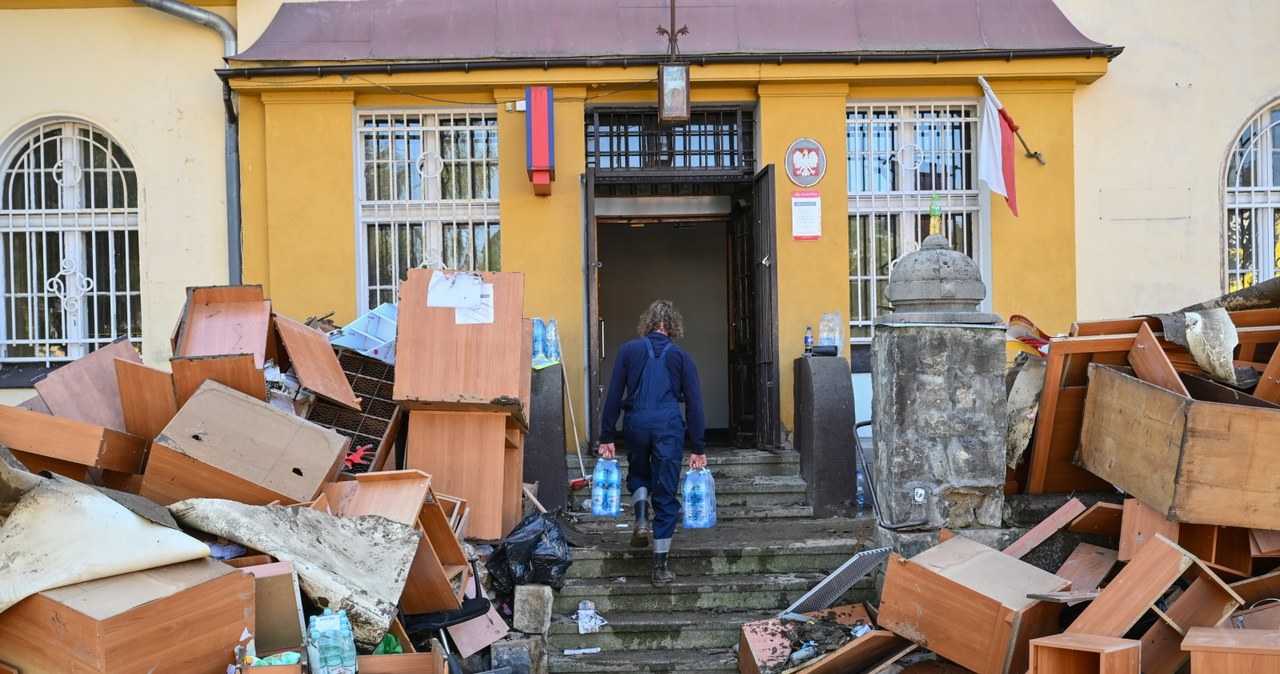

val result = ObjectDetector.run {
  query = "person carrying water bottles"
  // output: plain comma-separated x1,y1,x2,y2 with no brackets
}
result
598,299,706,585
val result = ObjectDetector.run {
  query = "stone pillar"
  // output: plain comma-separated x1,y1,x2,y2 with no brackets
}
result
793,356,857,517
870,234,1006,552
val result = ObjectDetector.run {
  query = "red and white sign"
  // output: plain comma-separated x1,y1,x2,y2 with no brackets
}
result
785,138,826,187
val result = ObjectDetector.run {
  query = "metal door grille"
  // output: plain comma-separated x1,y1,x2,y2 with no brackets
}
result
0,120,140,364
1225,105,1280,293
356,110,500,311
846,103,981,341
586,107,754,179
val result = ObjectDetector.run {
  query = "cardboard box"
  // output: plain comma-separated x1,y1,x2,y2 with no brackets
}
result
878,535,1069,674
140,380,348,506
0,558,254,673
1080,364,1280,530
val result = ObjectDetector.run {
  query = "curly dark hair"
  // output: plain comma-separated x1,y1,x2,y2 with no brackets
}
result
637,299,685,339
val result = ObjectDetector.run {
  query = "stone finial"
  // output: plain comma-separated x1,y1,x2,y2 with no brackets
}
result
879,234,1000,325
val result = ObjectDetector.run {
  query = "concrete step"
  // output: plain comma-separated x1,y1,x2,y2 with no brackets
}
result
554,572,830,613
549,647,738,674
547,609,774,652
570,474,809,509
565,517,876,577
571,448,800,479
571,503,816,524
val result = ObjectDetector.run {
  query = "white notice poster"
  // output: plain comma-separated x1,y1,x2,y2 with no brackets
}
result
791,190,821,241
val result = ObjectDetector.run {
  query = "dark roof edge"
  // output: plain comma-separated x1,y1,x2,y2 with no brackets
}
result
218,46,1124,80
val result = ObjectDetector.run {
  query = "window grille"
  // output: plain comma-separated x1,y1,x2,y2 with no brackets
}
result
846,103,982,341
1225,104,1280,292
356,110,500,311
0,120,141,364
586,107,755,178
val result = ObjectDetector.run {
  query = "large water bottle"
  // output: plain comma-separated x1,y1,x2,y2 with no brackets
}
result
592,459,621,517
855,465,867,511
682,468,716,528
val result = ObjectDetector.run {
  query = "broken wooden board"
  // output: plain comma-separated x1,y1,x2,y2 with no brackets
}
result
1068,501,1123,538
1028,633,1138,674
141,380,347,506
171,353,267,409
1027,590,1102,604
1054,543,1118,597
0,405,145,474
1229,601,1280,630
273,312,360,410
1081,364,1280,530
242,561,307,655
1182,627,1280,672
33,338,141,433
1230,568,1280,606
1181,523,1253,579
1003,497,1085,559
405,410,513,540
173,285,273,368
794,630,916,674
0,558,253,674
1118,498,1180,562
1252,529,1280,556
878,535,1069,674
1128,322,1190,396
114,359,178,443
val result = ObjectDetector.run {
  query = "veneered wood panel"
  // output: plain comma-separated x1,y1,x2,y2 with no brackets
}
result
394,270,527,421
1181,524,1252,579
1231,568,1280,605
502,433,525,535
1128,323,1189,396
794,630,916,674
405,411,510,540
1253,529,1280,556
114,359,178,442
1252,334,1280,403
174,285,271,368
1140,573,1242,674
1067,534,1195,637
171,353,267,409
1055,543,1117,594
356,652,447,674
1176,400,1280,529
273,313,360,410
320,469,431,524
1029,633,1139,674
1068,502,1123,537
1119,498,1180,562
1079,366,1186,515
1003,498,1085,559
0,405,145,473
34,338,141,432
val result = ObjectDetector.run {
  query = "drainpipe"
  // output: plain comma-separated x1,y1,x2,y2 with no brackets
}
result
133,0,242,285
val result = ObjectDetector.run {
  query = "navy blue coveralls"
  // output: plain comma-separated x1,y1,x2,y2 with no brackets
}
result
599,333,705,541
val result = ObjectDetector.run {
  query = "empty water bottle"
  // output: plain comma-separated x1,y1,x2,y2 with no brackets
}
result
592,459,621,517
682,468,716,529
855,465,867,511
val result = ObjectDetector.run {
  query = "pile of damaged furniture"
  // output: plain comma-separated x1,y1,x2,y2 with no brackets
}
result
0,268,541,673
739,283,1280,673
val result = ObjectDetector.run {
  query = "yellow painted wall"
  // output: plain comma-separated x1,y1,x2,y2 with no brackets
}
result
0,6,234,369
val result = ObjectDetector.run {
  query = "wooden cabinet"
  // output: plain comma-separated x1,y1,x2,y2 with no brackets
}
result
1029,633,1138,673
1182,627,1280,673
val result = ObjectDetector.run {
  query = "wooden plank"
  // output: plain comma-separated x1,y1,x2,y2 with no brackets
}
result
114,359,178,442
0,405,146,473
33,338,141,433
1230,602,1280,630
405,411,510,540
320,469,431,524
1230,568,1280,606
1079,366,1187,517
1250,328,1280,403
1026,343,1068,493
1027,590,1102,604
356,653,446,674
1176,397,1280,529
174,285,271,368
393,270,527,420
1003,498,1086,559
1140,571,1242,674
16,394,50,414
1067,502,1123,537
1054,543,1118,594
503,433,525,535
273,312,361,410
1119,498,1180,562
1029,633,1139,674
794,630,916,674
171,353,266,409
1036,386,1113,493
1253,529,1280,556
1128,322,1190,396
1181,372,1280,408
1066,534,1195,637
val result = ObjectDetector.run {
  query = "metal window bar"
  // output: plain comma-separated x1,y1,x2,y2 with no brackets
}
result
356,110,501,312
846,103,980,342
585,107,755,177
0,120,140,364
1225,106,1280,291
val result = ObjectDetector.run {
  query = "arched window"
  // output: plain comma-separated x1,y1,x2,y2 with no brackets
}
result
0,119,141,364
1225,102,1280,292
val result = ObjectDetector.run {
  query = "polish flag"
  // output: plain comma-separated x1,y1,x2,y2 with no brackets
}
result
978,76,1019,217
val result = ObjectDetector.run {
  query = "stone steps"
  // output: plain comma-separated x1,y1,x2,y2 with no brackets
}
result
549,647,739,674
548,609,775,651
554,572,831,613
569,474,809,510
569,448,799,480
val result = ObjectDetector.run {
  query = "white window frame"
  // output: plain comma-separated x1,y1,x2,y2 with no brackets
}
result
1224,101,1280,293
845,100,992,343
0,118,141,364
353,107,501,313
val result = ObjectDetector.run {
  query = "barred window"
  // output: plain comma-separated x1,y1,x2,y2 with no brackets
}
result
0,119,141,364
846,102,982,341
356,110,500,310
1225,102,1280,293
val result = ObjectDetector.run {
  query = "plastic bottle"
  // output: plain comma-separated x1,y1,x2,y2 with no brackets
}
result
546,318,561,364
804,326,814,355
592,459,621,517
854,465,867,511
929,194,942,236
682,469,716,528
818,314,835,348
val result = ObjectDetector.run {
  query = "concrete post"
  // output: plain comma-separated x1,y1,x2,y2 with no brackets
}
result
793,355,858,517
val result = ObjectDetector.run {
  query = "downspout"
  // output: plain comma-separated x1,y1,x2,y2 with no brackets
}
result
133,0,242,285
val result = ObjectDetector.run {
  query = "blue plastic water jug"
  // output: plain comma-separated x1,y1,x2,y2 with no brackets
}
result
592,459,621,517
682,468,716,528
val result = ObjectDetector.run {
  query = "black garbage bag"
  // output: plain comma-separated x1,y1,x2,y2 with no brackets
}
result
486,512,573,593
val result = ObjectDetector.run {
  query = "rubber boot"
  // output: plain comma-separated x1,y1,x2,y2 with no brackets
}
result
631,500,651,549
652,552,675,585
